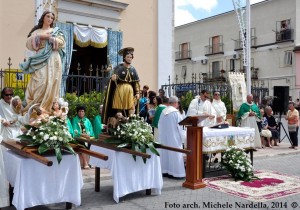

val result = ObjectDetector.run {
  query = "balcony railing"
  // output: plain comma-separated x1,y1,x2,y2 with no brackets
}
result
234,36,257,49
0,68,109,96
202,72,227,83
275,29,293,42
175,50,192,61
204,43,224,55
239,67,259,80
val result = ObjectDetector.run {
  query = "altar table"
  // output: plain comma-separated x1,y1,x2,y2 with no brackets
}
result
89,145,163,203
203,126,255,153
3,150,83,210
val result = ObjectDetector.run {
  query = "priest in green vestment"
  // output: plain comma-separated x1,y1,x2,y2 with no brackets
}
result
237,94,262,148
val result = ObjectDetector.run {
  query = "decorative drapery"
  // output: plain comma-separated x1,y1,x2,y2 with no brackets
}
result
73,23,107,48
56,22,74,96
107,29,123,76
228,72,247,112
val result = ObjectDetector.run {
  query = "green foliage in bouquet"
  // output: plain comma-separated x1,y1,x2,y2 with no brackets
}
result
104,115,160,163
64,91,105,121
18,116,78,164
221,146,259,182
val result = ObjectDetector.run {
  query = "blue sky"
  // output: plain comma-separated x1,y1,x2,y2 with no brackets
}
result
175,0,265,27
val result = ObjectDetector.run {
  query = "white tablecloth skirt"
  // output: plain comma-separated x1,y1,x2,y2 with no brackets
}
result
90,146,163,203
203,126,255,153
4,150,83,210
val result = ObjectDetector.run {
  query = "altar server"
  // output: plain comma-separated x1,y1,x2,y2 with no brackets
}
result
158,96,186,178
211,91,227,123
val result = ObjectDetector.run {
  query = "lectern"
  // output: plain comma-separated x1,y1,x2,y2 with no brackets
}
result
179,115,208,189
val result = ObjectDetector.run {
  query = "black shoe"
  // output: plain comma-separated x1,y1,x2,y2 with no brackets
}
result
168,175,185,180
204,155,210,161
162,173,169,177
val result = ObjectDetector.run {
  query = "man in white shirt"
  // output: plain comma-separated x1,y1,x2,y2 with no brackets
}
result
158,96,186,178
211,91,227,123
0,88,22,140
186,90,216,126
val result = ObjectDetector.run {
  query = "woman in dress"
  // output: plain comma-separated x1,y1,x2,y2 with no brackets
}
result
20,11,65,113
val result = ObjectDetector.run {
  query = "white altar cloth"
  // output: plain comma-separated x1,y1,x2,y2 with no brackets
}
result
90,145,163,203
203,126,255,153
3,150,83,210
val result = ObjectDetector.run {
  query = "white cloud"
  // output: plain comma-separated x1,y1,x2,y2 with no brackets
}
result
175,8,197,27
250,0,265,4
174,0,265,27
175,0,218,26
176,0,218,11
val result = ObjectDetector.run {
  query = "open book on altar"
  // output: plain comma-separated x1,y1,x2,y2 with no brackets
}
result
178,115,209,126
209,122,229,129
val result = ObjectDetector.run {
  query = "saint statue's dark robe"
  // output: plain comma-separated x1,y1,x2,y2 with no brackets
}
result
102,64,140,124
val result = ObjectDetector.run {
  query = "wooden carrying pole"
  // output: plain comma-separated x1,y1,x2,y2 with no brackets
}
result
179,116,208,189
1,141,109,167
155,144,191,154
76,137,151,159
98,134,191,154
1,140,53,166
73,146,108,160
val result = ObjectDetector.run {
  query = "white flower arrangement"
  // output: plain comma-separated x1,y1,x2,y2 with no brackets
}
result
221,146,258,181
104,114,159,163
18,116,77,163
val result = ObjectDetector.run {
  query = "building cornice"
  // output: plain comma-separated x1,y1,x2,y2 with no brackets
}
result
58,8,120,22
60,0,128,12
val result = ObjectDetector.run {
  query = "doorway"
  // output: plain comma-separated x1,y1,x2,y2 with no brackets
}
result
68,43,108,94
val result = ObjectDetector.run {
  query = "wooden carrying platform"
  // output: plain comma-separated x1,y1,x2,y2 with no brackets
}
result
77,135,191,193
179,115,209,189
1,140,108,167
1,140,107,210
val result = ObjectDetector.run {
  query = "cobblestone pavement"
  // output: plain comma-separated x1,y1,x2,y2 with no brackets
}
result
3,118,300,210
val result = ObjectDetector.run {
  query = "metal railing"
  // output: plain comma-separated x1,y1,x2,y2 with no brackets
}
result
0,69,109,96
234,36,257,49
205,43,224,55
275,29,293,42
0,57,110,97
160,75,269,111
175,50,192,60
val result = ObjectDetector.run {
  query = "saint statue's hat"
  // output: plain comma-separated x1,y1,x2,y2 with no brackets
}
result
118,47,134,56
